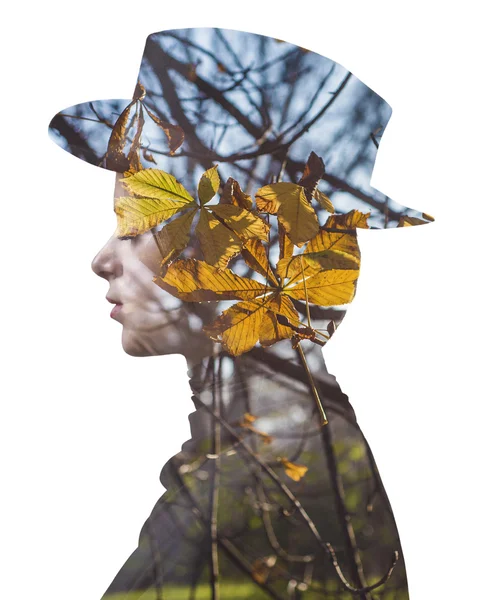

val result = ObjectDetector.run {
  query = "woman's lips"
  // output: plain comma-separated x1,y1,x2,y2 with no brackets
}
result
110,304,123,319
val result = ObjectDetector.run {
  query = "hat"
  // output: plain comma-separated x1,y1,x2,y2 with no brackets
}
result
48,27,433,230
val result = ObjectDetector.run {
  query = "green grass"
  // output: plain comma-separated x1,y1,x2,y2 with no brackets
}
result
103,581,272,599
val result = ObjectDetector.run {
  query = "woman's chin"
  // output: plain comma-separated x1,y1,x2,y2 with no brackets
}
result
120,326,214,362
121,328,164,357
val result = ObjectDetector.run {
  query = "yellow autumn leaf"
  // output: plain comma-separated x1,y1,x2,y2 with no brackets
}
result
256,182,319,245
152,208,197,266
306,227,360,263
241,412,257,424
313,188,335,213
120,168,195,204
280,458,308,482
241,239,274,281
153,259,275,302
114,196,192,238
325,210,370,230
258,296,299,347
195,208,242,269
211,204,270,241
198,165,220,205
277,250,359,283
203,299,271,356
284,269,359,306
279,223,294,261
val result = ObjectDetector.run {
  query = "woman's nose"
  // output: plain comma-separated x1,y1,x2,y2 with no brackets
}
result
91,234,123,281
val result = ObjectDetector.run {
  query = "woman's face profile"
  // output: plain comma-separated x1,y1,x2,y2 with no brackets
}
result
90,173,212,360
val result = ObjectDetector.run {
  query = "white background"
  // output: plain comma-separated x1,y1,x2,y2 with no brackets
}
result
1,2,477,599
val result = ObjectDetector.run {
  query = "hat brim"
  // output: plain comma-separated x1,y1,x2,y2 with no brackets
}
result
49,97,433,230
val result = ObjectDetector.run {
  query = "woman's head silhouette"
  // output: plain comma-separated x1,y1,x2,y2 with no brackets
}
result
48,27,436,598
49,28,432,365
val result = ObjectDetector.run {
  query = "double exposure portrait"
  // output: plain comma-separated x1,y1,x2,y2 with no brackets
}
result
48,27,434,599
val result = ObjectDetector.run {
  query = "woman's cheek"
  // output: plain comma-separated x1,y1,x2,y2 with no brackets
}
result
135,235,163,273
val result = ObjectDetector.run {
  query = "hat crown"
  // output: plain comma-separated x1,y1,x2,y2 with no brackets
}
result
49,26,432,228
135,28,391,189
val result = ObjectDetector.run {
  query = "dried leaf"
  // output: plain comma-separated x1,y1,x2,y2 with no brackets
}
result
198,165,220,205
142,103,185,155
280,458,308,482
133,81,146,101
298,152,325,200
105,100,135,171
327,320,336,336
397,215,430,227
142,148,157,164
126,104,145,174
220,177,253,210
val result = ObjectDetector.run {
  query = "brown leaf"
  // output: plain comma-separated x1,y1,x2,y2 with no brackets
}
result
142,148,157,164
397,215,430,227
105,100,135,171
220,177,253,210
298,152,325,201
142,103,185,155
126,104,145,173
327,320,337,336
133,81,146,102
